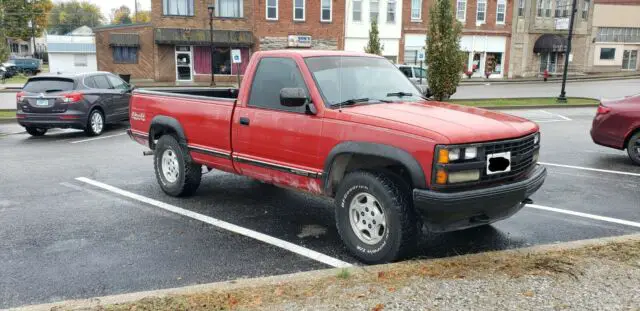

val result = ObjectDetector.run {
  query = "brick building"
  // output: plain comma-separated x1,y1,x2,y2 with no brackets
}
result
94,0,344,84
508,0,594,78
400,0,513,79
586,0,640,72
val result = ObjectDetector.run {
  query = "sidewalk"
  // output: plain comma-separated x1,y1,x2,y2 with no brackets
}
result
460,71,640,85
16,234,640,311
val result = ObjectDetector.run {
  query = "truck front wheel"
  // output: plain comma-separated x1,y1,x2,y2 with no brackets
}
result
154,135,202,197
335,171,418,264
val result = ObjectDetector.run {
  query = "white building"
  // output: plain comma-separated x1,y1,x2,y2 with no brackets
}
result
344,0,403,63
46,27,97,74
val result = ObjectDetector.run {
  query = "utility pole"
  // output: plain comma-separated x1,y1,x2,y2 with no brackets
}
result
557,0,578,103
208,4,216,86
134,0,139,23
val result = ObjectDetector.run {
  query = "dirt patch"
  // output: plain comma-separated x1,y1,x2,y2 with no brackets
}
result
76,239,640,311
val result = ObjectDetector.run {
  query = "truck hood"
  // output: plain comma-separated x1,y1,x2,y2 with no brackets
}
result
342,101,538,144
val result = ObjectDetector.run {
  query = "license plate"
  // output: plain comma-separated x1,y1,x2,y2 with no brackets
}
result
486,151,511,175
36,99,49,106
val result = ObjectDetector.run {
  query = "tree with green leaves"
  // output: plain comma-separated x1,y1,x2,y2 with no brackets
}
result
364,18,383,55
48,1,104,35
426,0,465,100
4,0,53,40
112,6,133,25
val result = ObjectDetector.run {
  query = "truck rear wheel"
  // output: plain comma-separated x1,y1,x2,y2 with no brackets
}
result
334,170,418,264
154,135,201,197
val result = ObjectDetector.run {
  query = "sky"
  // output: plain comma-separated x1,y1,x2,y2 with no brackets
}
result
52,0,152,21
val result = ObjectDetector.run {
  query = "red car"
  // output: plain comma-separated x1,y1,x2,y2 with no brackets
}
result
591,94,640,165
128,50,546,264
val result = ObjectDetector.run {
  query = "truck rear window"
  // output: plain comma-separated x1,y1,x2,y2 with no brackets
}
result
23,78,75,93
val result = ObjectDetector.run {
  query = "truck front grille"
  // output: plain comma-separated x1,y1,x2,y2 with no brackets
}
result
482,134,537,182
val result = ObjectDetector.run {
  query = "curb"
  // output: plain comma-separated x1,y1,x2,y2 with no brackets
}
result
480,103,599,110
12,233,640,311
0,118,16,124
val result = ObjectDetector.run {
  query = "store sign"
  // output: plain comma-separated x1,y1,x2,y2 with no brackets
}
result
231,49,242,63
288,35,312,48
555,18,569,30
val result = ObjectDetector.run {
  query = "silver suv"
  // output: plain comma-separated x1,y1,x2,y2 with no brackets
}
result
397,65,430,98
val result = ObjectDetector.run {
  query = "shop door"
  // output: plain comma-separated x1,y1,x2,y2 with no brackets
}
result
176,46,193,81
622,50,638,70
539,53,558,73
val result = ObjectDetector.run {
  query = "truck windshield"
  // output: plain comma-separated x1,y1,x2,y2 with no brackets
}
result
304,56,423,108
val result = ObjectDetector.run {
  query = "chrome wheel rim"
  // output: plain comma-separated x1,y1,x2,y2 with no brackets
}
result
349,192,387,245
161,149,180,183
91,112,103,134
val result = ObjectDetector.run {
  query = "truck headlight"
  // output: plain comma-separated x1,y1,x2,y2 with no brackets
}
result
448,170,481,183
448,148,460,161
464,147,477,160
534,132,540,145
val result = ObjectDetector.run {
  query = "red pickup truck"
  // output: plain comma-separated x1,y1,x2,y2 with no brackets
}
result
128,50,546,264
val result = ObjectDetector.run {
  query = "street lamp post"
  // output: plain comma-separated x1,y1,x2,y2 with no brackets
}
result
208,4,216,87
557,0,578,103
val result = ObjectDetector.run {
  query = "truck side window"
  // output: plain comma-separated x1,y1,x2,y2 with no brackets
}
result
248,57,309,113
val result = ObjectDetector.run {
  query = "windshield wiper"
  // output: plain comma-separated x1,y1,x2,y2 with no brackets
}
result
329,98,392,108
386,91,414,98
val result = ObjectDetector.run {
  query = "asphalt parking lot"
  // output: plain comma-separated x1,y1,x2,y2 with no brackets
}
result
1,106,640,309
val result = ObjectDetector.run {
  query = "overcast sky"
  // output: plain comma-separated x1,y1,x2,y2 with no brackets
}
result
52,0,152,21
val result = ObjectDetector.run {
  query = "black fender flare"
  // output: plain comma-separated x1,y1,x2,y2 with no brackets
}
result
322,142,427,195
149,115,187,149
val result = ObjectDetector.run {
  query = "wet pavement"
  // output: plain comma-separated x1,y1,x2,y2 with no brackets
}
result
1,107,639,309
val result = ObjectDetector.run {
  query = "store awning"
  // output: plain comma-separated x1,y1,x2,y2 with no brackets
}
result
533,34,568,53
154,28,253,47
110,33,140,47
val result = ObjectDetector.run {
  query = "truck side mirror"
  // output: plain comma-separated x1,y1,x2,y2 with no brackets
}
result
280,88,308,107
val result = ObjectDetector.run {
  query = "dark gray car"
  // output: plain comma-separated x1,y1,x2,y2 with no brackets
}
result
16,72,133,137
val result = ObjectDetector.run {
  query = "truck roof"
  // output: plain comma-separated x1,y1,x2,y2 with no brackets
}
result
255,49,384,58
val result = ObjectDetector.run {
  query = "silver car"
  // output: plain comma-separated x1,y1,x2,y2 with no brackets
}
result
397,65,430,97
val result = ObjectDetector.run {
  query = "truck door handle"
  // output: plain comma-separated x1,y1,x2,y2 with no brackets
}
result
239,117,250,126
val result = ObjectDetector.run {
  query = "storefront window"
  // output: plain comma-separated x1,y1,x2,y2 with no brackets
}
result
193,46,250,75
485,52,502,74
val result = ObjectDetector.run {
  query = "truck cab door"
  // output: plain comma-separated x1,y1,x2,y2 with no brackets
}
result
232,56,325,194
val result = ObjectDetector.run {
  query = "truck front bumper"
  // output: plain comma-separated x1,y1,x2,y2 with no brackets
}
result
413,165,547,233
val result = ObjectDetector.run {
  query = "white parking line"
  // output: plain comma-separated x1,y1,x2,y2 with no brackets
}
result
539,162,640,177
75,177,353,268
70,132,127,144
527,204,640,229
539,109,572,121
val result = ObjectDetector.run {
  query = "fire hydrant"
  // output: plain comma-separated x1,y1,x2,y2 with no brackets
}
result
543,69,550,82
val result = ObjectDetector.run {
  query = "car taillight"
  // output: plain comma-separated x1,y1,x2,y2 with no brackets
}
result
63,92,83,104
597,104,611,115
16,91,25,102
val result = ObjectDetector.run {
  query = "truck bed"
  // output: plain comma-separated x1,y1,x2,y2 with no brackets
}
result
129,87,238,174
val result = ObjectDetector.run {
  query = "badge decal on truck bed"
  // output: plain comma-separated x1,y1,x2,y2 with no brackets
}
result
131,112,146,121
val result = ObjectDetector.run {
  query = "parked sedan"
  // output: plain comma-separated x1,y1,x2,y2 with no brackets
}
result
590,94,640,165
16,72,133,137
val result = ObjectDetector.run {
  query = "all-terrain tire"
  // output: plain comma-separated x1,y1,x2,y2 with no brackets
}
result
334,170,418,264
154,135,202,197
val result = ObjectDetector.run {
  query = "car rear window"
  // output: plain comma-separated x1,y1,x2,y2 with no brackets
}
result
23,78,75,93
